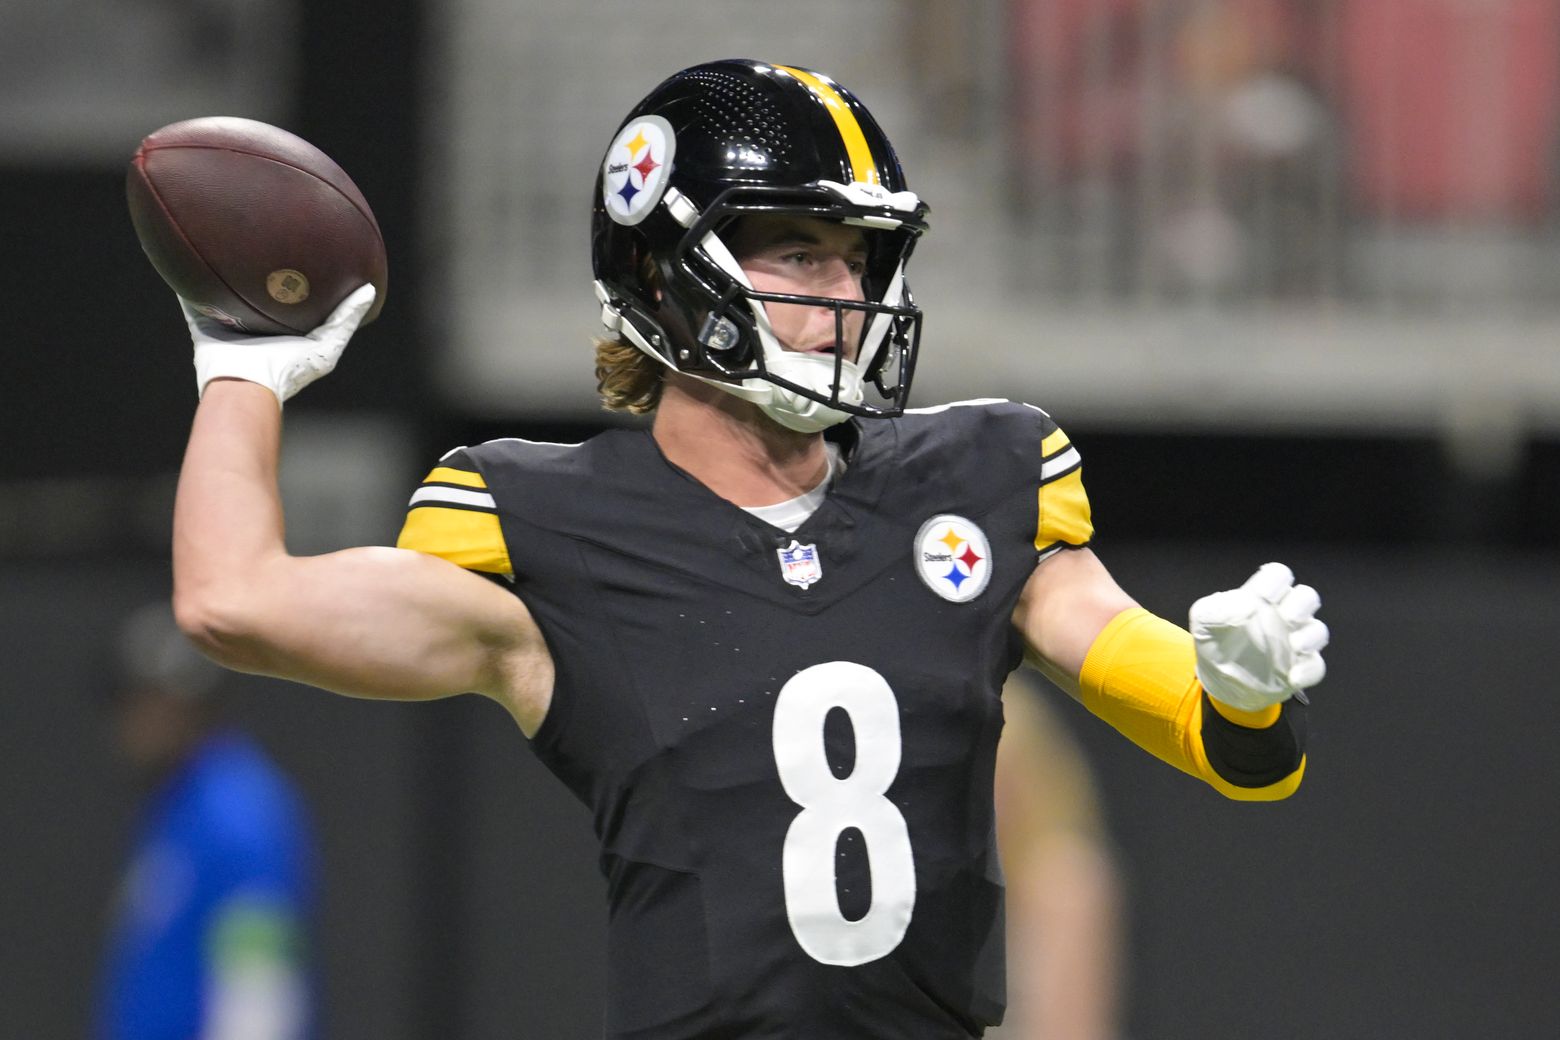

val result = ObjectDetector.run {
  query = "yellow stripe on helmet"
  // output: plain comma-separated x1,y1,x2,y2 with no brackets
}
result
774,64,879,185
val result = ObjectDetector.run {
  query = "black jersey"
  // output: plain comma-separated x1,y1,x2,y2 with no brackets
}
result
397,399,1094,1039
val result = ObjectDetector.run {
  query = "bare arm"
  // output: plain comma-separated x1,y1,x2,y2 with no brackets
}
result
173,380,552,735
1010,548,1137,696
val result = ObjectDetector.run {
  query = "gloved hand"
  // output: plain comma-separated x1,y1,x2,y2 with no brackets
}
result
182,284,377,405
1189,562,1329,712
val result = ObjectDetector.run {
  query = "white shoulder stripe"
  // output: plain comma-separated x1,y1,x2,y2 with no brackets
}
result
409,486,497,510
904,397,1011,415
481,436,587,448
1040,446,1082,480
436,435,585,464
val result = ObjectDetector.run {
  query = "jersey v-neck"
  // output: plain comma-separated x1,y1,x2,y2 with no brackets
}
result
633,423,882,538
739,442,844,533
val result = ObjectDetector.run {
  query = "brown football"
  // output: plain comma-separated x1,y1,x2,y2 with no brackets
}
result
126,117,388,335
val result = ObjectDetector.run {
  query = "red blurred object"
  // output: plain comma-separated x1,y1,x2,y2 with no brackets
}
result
1341,0,1560,220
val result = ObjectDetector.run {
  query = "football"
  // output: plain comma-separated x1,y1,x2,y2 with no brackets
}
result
126,116,388,335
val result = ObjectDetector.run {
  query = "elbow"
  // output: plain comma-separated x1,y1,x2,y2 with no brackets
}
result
172,585,269,673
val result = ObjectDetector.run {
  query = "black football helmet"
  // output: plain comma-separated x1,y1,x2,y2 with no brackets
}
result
591,59,929,432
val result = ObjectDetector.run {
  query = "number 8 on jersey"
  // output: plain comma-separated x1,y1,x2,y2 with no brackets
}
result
772,661,917,966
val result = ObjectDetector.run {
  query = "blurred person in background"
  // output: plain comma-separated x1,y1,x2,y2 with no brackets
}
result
167,59,1324,1036
96,601,317,1040
991,670,1125,1040
1008,0,1339,298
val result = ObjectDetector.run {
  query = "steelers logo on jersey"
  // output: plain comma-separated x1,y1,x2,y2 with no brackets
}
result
602,115,676,226
913,515,992,603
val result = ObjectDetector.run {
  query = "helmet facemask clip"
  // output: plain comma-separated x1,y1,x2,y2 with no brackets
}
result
694,283,744,364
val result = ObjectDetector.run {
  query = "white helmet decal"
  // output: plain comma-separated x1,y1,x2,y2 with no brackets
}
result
602,116,676,227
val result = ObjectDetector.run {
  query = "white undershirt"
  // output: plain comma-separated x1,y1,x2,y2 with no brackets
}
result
740,442,844,533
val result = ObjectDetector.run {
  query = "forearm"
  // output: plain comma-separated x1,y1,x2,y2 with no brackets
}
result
172,282,380,634
1075,608,1306,801
173,379,290,666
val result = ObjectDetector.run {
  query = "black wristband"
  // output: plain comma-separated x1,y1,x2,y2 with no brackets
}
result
1200,693,1308,789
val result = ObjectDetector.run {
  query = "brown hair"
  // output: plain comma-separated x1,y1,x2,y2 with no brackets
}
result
594,335,666,414
595,250,668,414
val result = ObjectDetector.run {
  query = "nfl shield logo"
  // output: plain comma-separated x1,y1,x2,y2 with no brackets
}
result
776,540,823,589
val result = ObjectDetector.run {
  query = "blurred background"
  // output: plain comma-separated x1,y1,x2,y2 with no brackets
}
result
2,1,1557,1037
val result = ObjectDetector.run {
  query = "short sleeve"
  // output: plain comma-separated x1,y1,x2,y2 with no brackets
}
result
395,448,514,576
1033,422,1094,553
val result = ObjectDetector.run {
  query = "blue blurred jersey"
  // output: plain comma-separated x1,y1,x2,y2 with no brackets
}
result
97,731,316,1040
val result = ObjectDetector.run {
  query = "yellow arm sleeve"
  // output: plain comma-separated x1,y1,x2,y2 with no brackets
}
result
1076,608,1305,801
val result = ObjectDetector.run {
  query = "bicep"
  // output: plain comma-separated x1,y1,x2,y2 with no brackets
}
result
1010,548,1137,696
208,544,549,721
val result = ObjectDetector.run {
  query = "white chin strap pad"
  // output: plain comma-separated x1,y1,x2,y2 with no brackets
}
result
755,351,862,432
762,392,850,433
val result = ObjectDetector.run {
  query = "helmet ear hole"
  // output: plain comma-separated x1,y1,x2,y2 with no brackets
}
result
637,248,662,303
621,230,656,299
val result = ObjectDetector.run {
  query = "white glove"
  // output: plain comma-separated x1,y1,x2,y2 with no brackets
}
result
182,284,377,405
1189,562,1329,713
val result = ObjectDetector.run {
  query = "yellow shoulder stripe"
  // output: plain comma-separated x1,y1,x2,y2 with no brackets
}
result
1035,468,1093,550
397,506,512,576
1035,422,1089,550
774,64,879,185
424,466,486,489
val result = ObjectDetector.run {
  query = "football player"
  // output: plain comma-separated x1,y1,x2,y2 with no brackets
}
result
171,60,1327,1038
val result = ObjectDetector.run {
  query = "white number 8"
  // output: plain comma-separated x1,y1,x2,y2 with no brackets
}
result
772,661,916,966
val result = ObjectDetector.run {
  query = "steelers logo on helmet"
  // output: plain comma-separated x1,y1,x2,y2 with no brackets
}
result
913,515,993,603
602,115,676,227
